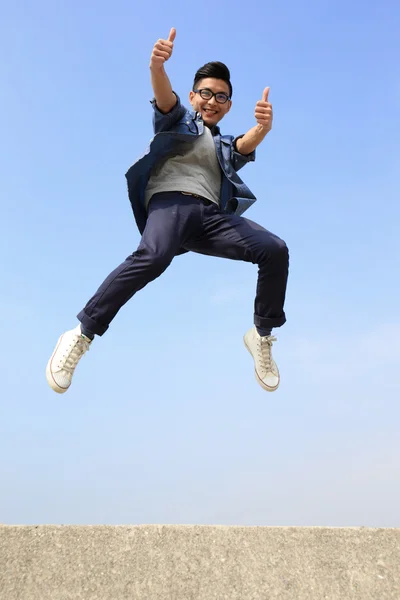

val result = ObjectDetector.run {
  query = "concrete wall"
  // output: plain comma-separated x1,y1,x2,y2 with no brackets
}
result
1,525,399,599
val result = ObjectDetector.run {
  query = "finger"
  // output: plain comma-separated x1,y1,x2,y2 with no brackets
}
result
155,40,173,51
153,50,170,60
262,87,270,102
168,27,176,42
255,110,272,119
152,52,169,62
255,115,271,124
255,108,272,116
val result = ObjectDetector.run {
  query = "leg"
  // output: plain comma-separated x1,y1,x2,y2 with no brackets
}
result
185,204,289,392
186,204,289,330
78,192,201,336
46,192,202,394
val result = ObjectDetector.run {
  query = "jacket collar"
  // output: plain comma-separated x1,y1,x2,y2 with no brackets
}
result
194,111,220,136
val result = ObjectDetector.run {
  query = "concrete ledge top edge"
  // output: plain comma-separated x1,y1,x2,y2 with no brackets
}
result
1,524,399,530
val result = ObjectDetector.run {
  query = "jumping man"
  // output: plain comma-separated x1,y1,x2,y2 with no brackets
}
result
46,28,289,394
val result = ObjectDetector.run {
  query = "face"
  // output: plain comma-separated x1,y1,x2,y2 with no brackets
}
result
189,77,232,127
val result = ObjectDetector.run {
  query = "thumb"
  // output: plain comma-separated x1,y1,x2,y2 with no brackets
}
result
168,27,176,43
262,87,270,102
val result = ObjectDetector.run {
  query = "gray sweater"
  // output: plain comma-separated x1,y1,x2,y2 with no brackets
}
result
144,126,222,208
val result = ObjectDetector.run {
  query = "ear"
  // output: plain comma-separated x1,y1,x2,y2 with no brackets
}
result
189,90,196,106
225,99,232,113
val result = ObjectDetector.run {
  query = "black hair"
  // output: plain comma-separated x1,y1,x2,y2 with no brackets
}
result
193,61,232,98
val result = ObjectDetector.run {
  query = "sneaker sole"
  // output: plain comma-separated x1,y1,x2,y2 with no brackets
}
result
46,334,70,394
243,335,280,392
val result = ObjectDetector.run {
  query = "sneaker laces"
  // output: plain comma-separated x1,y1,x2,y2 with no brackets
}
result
257,335,277,373
59,334,90,374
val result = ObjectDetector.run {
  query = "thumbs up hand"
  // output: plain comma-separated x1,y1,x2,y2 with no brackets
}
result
150,28,176,70
254,87,273,131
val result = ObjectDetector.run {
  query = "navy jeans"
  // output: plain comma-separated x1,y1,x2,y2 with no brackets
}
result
77,192,289,335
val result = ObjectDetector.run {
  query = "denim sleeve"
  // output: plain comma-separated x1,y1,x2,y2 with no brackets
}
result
151,92,187,134
231,134,256,172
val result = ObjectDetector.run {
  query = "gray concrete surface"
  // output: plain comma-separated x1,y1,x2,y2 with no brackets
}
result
1,525,399,599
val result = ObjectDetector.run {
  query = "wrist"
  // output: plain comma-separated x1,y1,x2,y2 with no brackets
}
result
256,123,270,134
149,62,165,73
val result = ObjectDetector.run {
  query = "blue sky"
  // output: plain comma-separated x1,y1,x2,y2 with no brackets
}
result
1,0,399,527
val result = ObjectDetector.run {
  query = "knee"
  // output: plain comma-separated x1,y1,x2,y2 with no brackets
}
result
261,235,289,264
152,255,173,278
134,247,173,279
276,238,289,262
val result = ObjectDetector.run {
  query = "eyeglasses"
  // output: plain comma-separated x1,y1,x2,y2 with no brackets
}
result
193,88,231,104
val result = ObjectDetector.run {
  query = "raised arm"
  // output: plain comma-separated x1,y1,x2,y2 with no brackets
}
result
149,28,177,114
235,87,273,155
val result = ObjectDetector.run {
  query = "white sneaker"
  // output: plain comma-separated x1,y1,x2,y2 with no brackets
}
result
46,325,92,393
244,326,280,392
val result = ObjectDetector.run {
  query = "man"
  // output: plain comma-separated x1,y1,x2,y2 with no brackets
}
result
46,28,289,394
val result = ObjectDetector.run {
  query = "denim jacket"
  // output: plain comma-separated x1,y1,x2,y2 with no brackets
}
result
125,93,257,235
